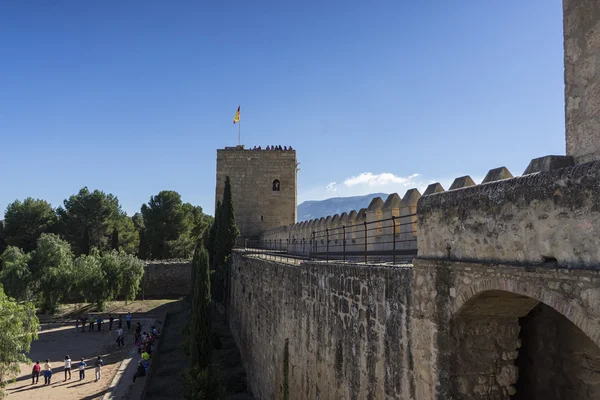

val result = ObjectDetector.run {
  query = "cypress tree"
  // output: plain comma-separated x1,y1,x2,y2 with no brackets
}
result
205,201,221,268
111,227,119,251
82,227,90,255
215,177,239,267
189,245,212,368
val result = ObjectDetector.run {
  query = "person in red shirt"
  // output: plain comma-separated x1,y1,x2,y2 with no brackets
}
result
31,361,41,384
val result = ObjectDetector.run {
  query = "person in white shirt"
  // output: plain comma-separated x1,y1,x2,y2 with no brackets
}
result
116,327,124,347
64,355,72,381
94,356,104,382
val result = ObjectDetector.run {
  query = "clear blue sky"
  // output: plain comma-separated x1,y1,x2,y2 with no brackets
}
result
0,1,565,217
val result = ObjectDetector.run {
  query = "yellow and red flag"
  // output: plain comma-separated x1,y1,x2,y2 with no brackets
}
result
233,106,240,124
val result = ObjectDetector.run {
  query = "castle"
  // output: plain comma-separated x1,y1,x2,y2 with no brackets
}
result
216,1,600,398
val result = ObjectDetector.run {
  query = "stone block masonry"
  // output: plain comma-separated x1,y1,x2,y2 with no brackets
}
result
139,261,192,298
228,251,415,399
215,145,298,240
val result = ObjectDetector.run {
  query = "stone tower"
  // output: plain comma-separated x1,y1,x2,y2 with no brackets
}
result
563,0,600,164
215,145,298,240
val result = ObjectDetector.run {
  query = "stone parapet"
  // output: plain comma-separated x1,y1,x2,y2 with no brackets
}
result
417,161,600,268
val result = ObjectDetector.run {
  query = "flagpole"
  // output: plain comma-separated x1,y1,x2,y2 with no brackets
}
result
238,119,241,146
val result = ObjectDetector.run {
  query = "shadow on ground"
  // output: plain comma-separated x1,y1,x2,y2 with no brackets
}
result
143,300,253,399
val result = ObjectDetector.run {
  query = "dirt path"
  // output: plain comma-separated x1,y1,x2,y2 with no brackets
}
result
5,319,146,400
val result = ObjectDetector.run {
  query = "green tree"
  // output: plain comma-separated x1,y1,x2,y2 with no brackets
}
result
141,191,187,259
132,212,149,259
3,198,57,253
109,215,139,255
111,228,119,250
115,251,145,302
97,250,145,302
0,246,32,301
29,233,74,314
184,367,226,400
189,246,212,368
0,286,39,397
72,252,108,310
205,201,221,268
56,187,122,255
214,177,239,268
168,204,214,259
0,221,7,255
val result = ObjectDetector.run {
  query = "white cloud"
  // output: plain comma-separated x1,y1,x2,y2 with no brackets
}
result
298,172,483,203
343,172,420,187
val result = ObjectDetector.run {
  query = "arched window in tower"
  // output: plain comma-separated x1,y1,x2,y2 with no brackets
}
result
260,215,264,222
272,179,280,191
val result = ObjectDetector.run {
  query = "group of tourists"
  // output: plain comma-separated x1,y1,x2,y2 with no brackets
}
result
28,311,159,389
131,323,160,383
75,312,133,333
31,355,104,385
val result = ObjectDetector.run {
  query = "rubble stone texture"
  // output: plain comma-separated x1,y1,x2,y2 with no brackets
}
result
564,0,600,163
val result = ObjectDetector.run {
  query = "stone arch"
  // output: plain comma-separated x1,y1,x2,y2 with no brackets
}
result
449,281,600,399
451,277,600,348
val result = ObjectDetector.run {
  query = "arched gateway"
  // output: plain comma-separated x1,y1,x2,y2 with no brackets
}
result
450,287,600,399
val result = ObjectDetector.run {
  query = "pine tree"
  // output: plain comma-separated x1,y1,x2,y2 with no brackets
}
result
189,245,212,368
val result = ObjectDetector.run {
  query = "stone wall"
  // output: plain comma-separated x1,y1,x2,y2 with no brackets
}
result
140,260,191,298
229,250,600,400
564,0,600,164
417,161,600,268
228,251,415,399
215,145,297,239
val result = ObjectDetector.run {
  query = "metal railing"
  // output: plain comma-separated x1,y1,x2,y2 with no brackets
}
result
247,214,418,265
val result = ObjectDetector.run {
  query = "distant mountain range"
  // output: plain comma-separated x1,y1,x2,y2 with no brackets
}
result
297,193,388,222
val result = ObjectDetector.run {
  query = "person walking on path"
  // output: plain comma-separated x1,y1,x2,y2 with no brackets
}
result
96,316,104,331
89,316,94,332
135,322,142,343
78,358,87,380
116,327,125,348
81,316,87,333
108,314,114,331
118,316,123,329
75,317,80,333
43,359,52,385
94,356,104,382
64,355,72,381
31,361,41,384
126,312,132,330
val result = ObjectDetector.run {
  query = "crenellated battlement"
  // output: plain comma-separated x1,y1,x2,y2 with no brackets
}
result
260,188,421,257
